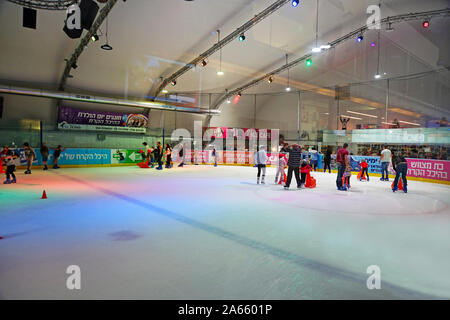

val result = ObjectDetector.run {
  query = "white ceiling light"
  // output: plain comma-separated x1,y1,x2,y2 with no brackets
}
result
399,120,421,126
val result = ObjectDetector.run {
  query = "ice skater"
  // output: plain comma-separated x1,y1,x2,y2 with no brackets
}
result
52,145,65,169
310,147,318,171
275,153,287,185
3,150,17,184
178,144,185,167
380,145,392,181
40,143,49,170
254,145,268,184
300,160,312,188
392,153,408,193
165,144,172,168
323,147,332,173
343,167,352,189
284,143,302,190
212,147,218,167
336,143,349,191
359,158,369,181
23,142,36,174
154,142,163,170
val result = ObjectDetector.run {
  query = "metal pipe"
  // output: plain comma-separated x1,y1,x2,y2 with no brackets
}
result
0,85,220,115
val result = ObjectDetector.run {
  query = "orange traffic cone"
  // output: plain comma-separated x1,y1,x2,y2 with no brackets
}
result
41,190,48,199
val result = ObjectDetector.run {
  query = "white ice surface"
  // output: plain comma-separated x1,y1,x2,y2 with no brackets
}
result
0,165,449,299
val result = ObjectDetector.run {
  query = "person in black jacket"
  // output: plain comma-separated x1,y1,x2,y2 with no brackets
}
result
154,142,163,170
284,144,302,190
392,153,408,193
324,147,332,173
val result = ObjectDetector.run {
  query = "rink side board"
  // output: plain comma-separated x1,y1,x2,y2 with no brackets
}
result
6,149,449,185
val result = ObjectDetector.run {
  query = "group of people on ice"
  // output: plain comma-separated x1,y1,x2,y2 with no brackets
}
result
1,143,65,184
254,143,408,193
254,144,316,190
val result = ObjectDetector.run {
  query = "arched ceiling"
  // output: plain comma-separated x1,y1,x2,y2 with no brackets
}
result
0,0,448,106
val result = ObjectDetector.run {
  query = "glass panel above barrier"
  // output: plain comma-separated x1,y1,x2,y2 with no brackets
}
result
351,127,450,144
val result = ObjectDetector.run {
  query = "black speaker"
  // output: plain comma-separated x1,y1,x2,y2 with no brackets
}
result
79,0,99,30
0,96,3,119
23,7,37,29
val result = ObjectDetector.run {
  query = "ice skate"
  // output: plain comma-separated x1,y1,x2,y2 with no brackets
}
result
3,179,11,184
403,185,407,193
24,170,31,174
11,178,16,183
43,165,48,170
261,177,265,184
380,177,385,181
392,186,398,192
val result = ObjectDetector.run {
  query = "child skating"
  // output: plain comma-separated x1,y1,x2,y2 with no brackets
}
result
23,142,36,174
300,160,312,188
275,153,287,185
343,167,352,189
3,150,18,184
52,145,66,169
359,158,369,181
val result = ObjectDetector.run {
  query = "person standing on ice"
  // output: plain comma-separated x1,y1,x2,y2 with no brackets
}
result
392,153,408,193
254,145,268,184
155,142,163,170
23,142,36,174
52,145,66,169
336,143,350,191
310,147,318,171
3,150,17,184
212,147,218,167
284,144,302,190
275,153,287,185
40,143,49,171
164,144,172,169
178,144,185,167
324,146,332,173
380,145,392,181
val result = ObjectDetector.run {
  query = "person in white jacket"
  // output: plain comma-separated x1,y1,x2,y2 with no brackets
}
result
254,146,268,184
275,153,287,185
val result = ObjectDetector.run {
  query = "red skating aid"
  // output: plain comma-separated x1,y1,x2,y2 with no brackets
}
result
41,190,48,199
391,179,404,191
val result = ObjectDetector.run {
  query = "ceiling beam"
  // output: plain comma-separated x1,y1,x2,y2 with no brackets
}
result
59,0,118,91
152,0,291,99
204,7,450,124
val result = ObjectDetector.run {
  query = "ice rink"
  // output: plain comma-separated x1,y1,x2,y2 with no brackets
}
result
1,165,449,299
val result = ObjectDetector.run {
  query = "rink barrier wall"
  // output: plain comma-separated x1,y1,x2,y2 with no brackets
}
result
4,149,449,185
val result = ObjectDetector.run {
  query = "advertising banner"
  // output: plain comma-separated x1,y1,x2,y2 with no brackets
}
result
58,106,148,133
110,149,143,164
406,158,449,182
11,148,111,166
205,127,274,140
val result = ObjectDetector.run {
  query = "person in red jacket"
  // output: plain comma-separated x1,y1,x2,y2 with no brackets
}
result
300,160,312,188
359,159,369,181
